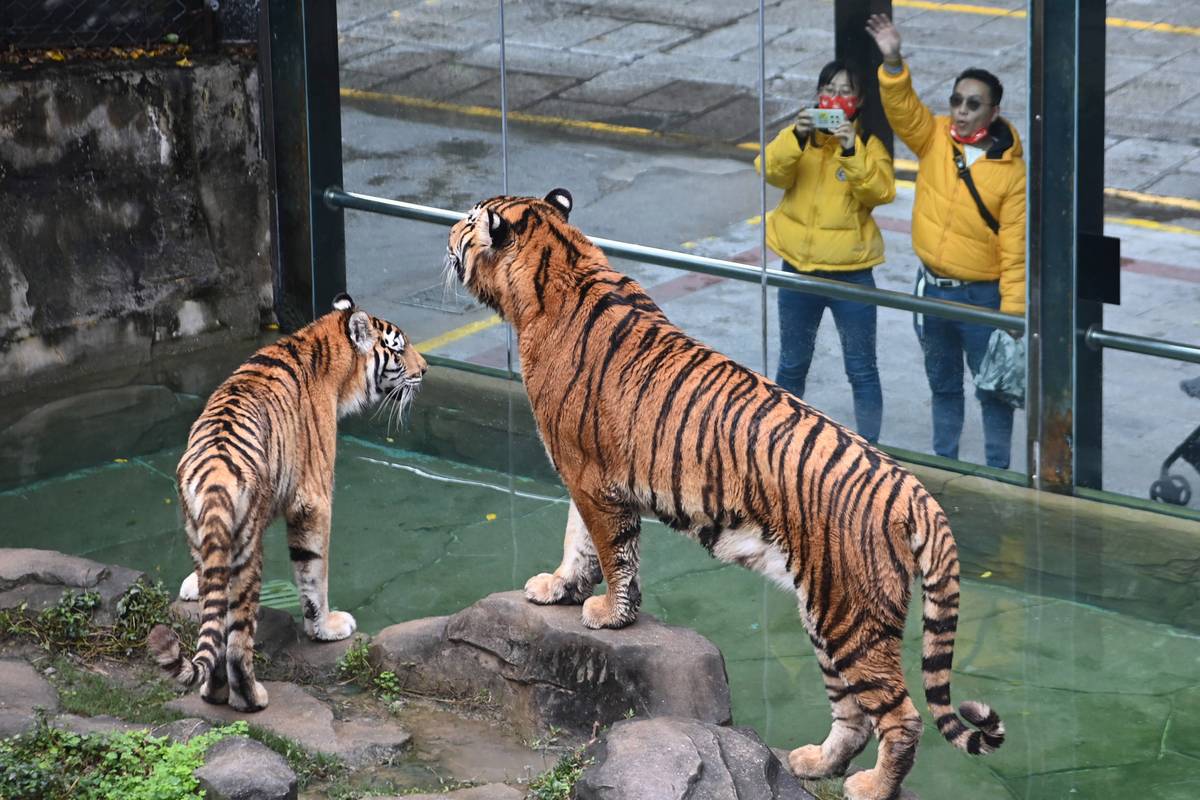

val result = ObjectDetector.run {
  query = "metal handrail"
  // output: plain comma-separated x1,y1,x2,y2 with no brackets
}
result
1085,325,1200,364
324,188,1024,330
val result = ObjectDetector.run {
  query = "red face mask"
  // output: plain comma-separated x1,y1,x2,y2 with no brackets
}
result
818,94,860,120
950,122,990,145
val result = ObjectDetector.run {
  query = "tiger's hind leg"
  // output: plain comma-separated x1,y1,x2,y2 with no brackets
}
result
225,516,269,712
525,499,603,606
286,499,356,642
788,644,873,779
835,635,923,800
570,488,642,630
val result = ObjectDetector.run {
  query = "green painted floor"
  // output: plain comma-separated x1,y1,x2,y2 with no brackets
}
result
4,436,1199,799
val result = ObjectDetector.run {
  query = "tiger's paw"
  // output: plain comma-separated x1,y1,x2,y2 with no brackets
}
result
229,680,269,713
787,745,844,779
842,768,891,800
178,572,199,601
581,594,635,629
312,610,357,642
524,572,590,605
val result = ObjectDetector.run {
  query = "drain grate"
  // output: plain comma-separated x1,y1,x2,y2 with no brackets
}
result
394,283,479,314
259,579,300,612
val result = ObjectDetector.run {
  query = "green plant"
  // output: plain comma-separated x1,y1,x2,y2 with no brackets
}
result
526,747,592,800
525,725,563,752
52,659,182,727
0,581,194,661
336,636,374,686
0,715,247,800
242,724,346,788
372,670,401,702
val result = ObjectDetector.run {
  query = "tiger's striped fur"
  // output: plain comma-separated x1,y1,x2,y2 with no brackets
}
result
148,294,427,712
444,190,1003,800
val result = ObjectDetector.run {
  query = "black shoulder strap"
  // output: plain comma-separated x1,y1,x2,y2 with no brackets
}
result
953,147,1000,235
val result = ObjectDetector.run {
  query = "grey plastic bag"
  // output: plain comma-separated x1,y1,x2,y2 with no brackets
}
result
975,329,1025,409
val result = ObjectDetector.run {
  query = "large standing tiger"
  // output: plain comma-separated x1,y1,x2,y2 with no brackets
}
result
148,294,427,712
444,190,1004,800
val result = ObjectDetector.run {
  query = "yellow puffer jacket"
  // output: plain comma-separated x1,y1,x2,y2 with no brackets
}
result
878,62,1027,314
754,123,895,272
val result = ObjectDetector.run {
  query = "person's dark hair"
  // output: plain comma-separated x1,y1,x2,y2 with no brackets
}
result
955,67,1003,105
816,59,864,97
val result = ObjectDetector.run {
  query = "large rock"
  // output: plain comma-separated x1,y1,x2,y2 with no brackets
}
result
576,717,815,800
168,681,411,766
0,659,59,736
0,548,143,625
194,736,297,800
370,592,732,741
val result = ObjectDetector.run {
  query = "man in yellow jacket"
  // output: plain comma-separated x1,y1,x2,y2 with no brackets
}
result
868,13,1025,469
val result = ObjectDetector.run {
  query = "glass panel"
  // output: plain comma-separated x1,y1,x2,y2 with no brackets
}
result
338,0,504,355
849,0,1030,471
1102,4,1200,510
493,0,771,377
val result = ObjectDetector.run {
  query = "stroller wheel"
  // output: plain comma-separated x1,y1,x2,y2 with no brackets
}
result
1150,475,1192,506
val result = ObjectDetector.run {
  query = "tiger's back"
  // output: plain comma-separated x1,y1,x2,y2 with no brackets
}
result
446,190,1002,800
149,295,426,712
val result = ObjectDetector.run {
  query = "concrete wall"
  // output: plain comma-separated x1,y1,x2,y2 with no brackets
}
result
0,55,271,397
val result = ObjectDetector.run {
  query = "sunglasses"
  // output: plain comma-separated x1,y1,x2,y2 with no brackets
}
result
949,93,991,112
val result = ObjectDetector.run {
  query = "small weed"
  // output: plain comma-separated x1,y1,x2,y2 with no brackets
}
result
242,724,346,788
372,670,401,702
622,707,636,719
0,581,194,661
52,659,182,727
335,636,374,686
0,713,247,800
526,747,592,800
525,724,563,752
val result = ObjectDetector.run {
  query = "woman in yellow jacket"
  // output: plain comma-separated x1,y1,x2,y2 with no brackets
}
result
868,13,1026,469
755,59,895,443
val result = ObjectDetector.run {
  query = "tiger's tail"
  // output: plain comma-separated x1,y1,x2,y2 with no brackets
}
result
148,508,231,690
916,507,1005,755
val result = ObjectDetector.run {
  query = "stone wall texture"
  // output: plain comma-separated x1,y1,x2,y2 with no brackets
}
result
0,56,271,394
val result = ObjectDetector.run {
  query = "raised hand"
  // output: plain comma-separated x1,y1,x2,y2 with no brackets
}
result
866,13,902,63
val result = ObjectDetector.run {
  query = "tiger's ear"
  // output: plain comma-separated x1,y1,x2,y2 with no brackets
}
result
544,188,572,220
479,208,510,249
347,310,376,353
332,293,354,311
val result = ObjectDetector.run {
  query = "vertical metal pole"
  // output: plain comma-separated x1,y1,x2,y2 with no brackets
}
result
834,0,894,155
1028,0,1105,492
1073,2,1107,490
261,0,346,330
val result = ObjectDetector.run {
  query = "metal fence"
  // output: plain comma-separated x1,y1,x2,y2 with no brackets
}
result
1,0,216,50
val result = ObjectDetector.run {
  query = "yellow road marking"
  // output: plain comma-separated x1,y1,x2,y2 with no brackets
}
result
342,87,671,140
893,0,1200,36
1104,187,1200,213
414,314,503,352
1104,216,1200,237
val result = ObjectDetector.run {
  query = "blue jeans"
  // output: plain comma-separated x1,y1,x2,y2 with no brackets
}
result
777,264,882,443
917,276,1014,468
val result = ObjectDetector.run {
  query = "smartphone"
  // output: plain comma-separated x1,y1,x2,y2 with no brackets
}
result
806,107,846,129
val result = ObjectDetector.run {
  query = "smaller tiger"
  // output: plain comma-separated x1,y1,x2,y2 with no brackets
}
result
149,294,427,712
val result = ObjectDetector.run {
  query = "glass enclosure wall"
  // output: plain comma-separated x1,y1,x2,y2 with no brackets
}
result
338,0,1052,480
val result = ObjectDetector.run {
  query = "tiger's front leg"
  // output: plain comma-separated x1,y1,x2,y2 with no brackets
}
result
525,499,603,606
569,489,641,630
286,498,356,642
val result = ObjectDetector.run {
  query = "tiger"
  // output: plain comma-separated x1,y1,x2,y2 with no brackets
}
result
443,189,1004,800
148,294,427,712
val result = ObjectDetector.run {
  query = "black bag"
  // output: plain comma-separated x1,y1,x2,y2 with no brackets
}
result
952,147,1000,235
